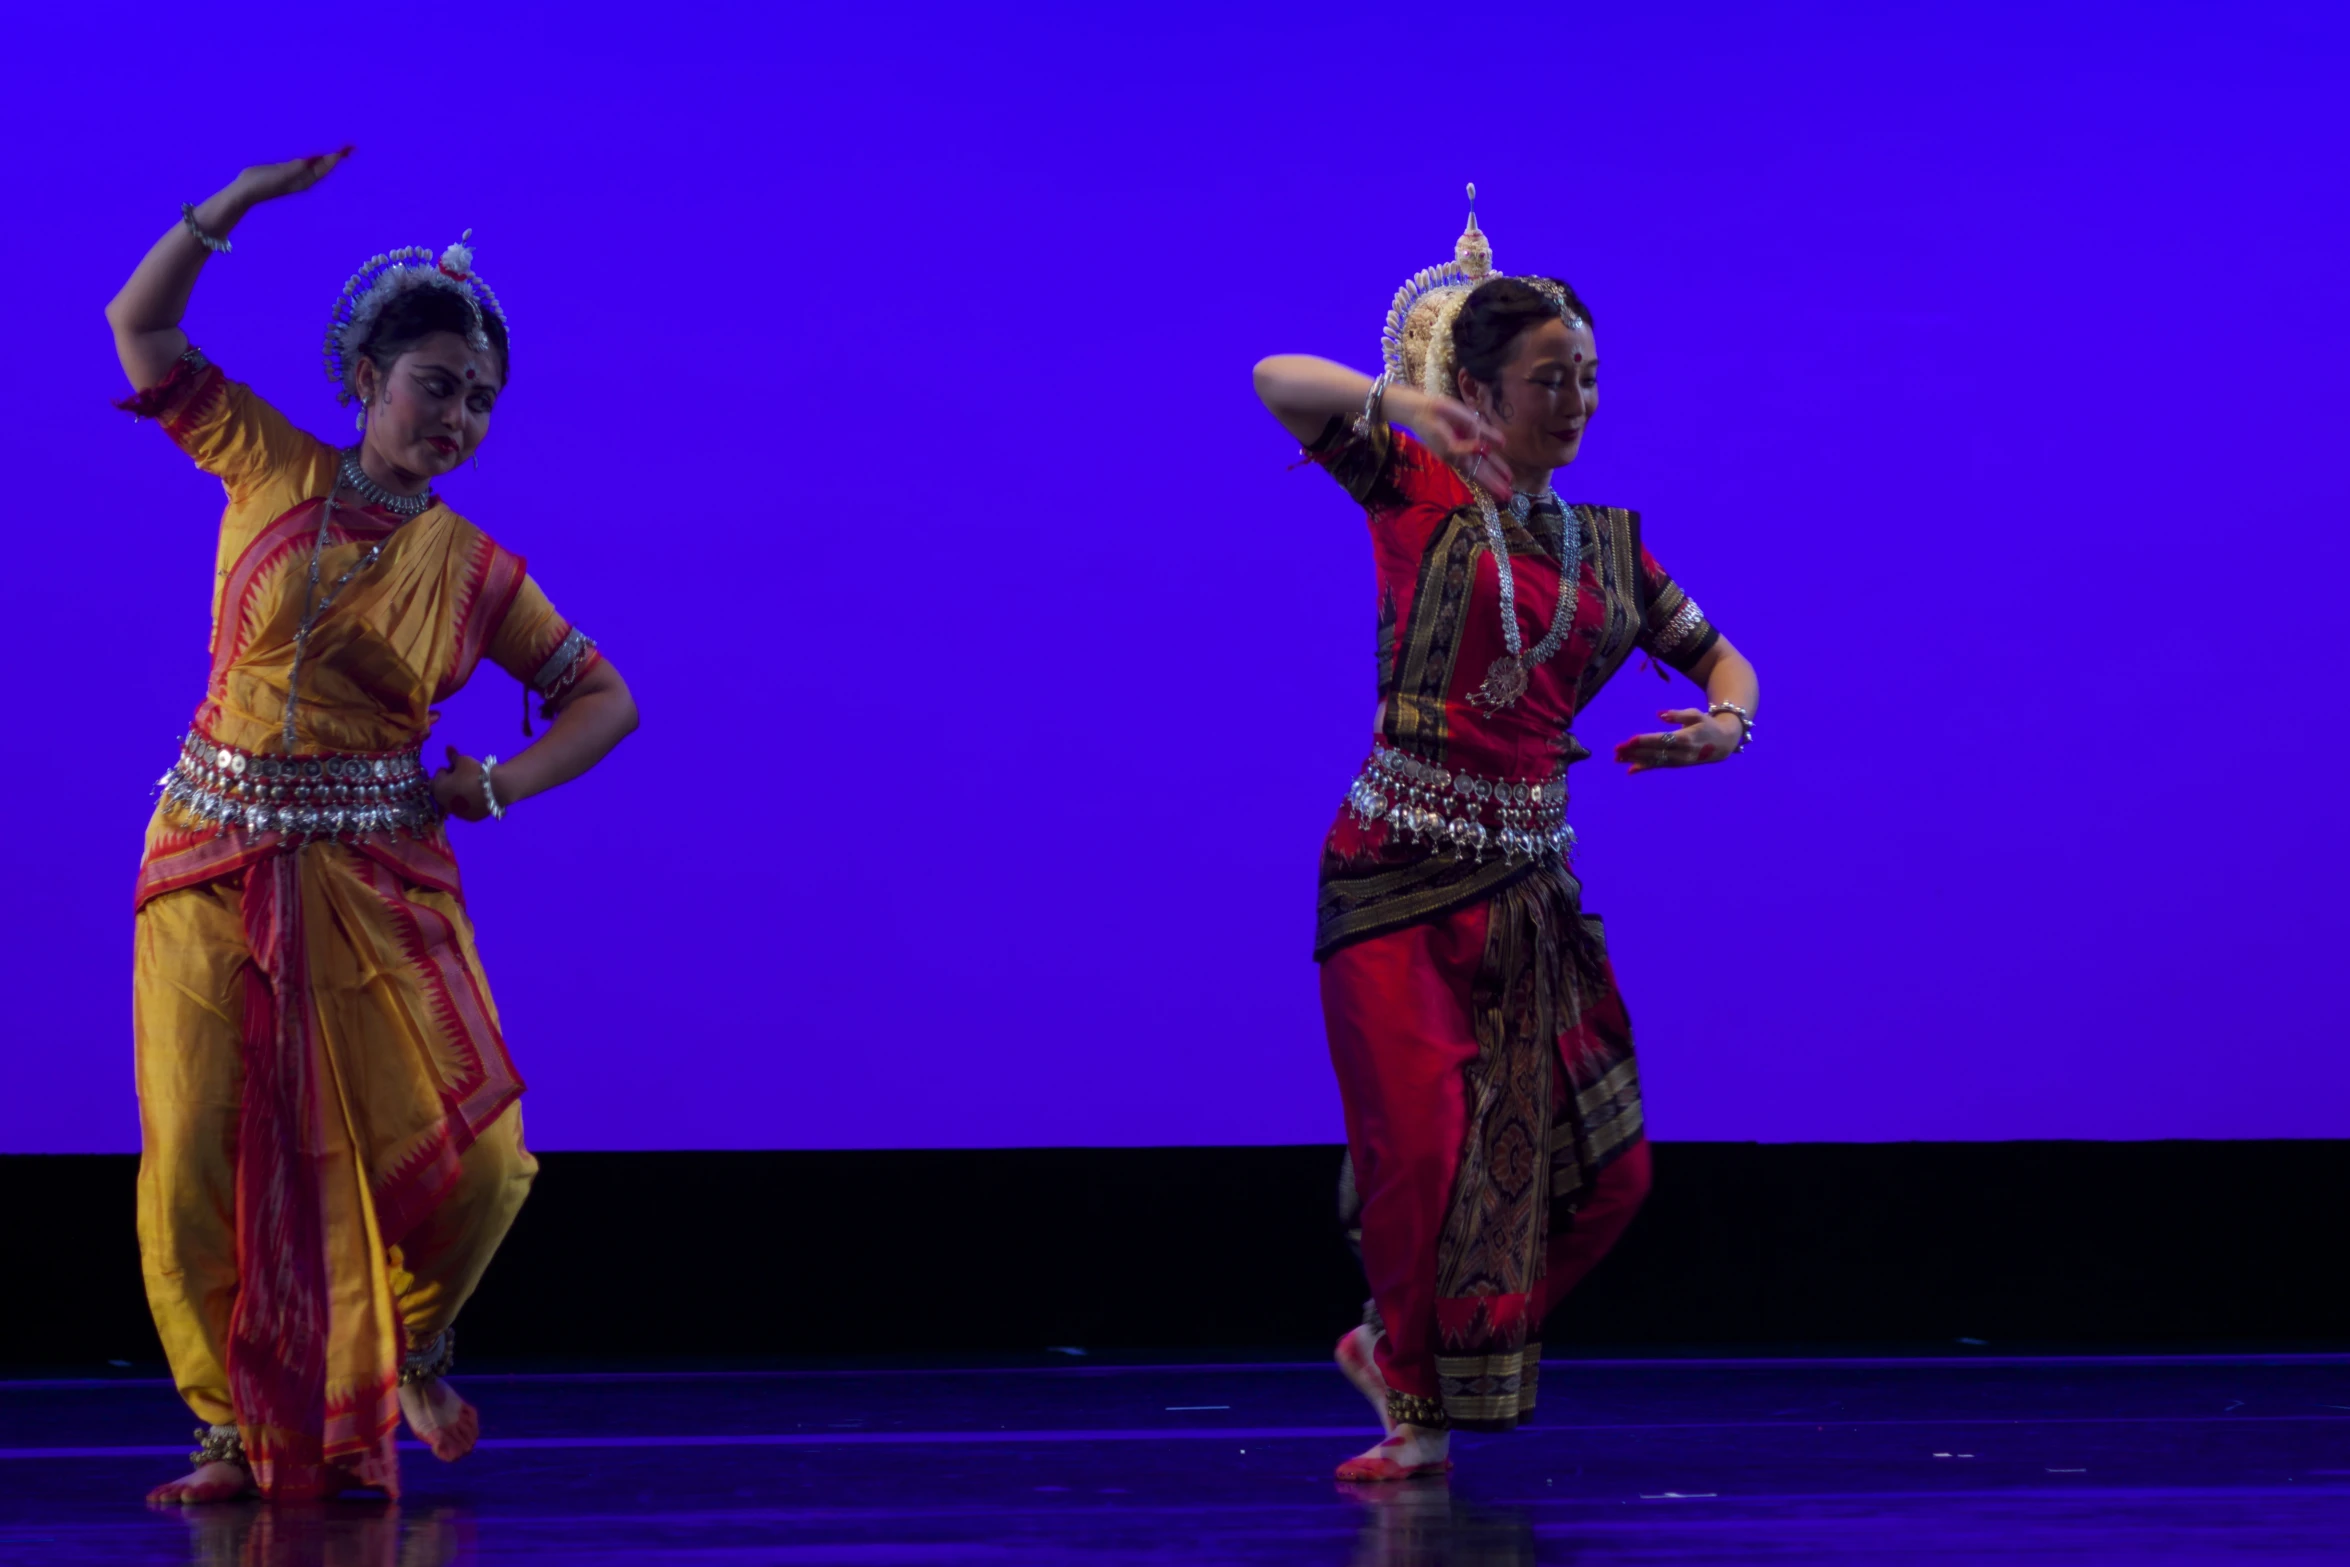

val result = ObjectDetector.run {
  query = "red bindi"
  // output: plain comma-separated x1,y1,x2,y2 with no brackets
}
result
464,366,477,381
1572,352,1583,362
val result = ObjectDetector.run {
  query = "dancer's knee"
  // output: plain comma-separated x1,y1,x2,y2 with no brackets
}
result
458,1105,539,1213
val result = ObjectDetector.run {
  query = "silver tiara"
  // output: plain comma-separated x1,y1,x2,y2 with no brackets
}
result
323,231,510,403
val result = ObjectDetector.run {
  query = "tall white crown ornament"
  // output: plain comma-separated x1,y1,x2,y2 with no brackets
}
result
323,228,511,402
1381,185,1582,401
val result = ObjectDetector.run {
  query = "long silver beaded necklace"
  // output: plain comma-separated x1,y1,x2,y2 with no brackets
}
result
1461,477,1582,712
280,447,433,746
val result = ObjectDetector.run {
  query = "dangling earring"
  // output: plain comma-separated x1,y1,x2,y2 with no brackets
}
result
354,397,368,434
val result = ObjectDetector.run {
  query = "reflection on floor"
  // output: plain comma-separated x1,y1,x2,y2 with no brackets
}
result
6,1353,2350,1563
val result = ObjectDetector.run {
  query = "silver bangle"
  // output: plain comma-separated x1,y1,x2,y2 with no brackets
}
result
1353,371,1392,438
480,755,506,819
1707,701,1755,752
180,204,232,255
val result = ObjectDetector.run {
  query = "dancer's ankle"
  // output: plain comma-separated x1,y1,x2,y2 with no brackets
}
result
145,1426,252,1505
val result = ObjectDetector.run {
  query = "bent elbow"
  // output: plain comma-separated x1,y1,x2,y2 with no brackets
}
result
1253,355,1288,395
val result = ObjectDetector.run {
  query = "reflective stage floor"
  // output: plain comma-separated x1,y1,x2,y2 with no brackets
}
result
6,1353,2350,1564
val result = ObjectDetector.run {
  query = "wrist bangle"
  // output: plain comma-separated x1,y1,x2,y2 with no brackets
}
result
1353,371,1392,439
480,754,505,820
180,204,232,255
1706,702,1755,752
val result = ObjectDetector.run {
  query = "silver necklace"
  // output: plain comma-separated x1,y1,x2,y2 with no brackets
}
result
337,447,435,517
278,452,431,745
1461,478,1581,712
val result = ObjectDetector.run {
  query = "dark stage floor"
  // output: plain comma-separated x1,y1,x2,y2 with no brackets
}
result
5,1353,2350,1563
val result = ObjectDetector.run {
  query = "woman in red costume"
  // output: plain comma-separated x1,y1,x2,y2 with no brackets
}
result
1254,190,1760,1481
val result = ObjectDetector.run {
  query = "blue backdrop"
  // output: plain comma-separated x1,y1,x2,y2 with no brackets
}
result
6,2,2344,1151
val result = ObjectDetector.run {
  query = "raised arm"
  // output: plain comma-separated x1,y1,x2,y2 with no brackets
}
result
1252,353,1512,494
105,150,352,392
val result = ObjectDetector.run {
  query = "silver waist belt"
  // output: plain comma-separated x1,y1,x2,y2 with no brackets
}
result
159,729,440,839
1344,742,1575,864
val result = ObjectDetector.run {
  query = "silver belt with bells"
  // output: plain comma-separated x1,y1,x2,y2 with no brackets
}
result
159,729,440,839
1344,742,1575,863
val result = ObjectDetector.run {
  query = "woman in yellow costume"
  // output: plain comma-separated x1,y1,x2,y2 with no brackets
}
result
110,150,639,1504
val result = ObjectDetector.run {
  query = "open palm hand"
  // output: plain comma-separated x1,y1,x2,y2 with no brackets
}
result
236,148,354,205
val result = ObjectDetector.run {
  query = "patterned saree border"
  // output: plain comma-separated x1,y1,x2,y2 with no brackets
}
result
227,851,337,1499
1630,509,1722,676
1422,866,1574,1426
1314,853,1533,962
1383,504,1482,758
208,497,396,683
1313,497,1494,960
355,856,522,1144
1571,506,1647,711
163,366,230,443
1549,1058,1644,1203
1575,1056,1642,1121
139,821,461,911
350,849,515,1245
319,1367,402,1478
212,503,333,679
1310,410,1392,508
359,832,465,901
135,824,280,909
368,1128,467,1256
1435,1340,1542,1432
435,535,527,703
114,355,224,428
250,1372,400,1499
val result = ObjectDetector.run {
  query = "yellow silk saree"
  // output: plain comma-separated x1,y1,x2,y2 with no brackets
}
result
123,353,594,1497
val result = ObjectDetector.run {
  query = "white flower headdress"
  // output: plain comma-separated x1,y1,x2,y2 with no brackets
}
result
323,230,511,403
1382,185,1584,401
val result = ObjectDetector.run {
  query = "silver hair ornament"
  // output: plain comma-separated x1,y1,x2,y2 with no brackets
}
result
323,230,510,402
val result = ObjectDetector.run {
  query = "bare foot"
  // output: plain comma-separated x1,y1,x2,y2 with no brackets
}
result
399,1375,479,1462
1334,1423,1452,1482
146,1459,252,1506
1335,1325,1394,1434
